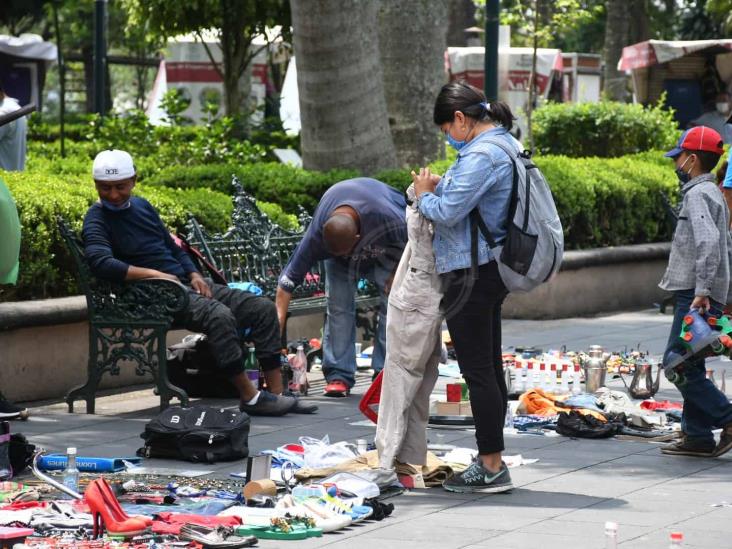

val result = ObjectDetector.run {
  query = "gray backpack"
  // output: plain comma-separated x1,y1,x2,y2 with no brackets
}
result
470,139,563,292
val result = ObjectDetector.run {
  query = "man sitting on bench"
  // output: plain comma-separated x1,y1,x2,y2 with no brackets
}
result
82,149,315,416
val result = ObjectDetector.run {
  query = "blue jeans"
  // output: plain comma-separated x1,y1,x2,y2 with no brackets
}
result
663,289,732,445
322,258,389,388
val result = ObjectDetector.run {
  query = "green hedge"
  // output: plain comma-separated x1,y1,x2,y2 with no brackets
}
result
2,150,679,301
532,100,679,158
145,163,361,213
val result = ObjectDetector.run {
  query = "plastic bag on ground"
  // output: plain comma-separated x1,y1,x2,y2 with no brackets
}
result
299,436,358,469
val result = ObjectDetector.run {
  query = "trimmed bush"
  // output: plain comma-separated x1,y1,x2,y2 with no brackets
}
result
532,100,679,158
146,162,361,212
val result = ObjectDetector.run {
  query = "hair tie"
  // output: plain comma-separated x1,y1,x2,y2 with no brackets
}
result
481,101,490,111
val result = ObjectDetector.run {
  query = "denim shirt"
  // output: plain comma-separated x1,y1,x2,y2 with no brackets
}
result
418,127,515,274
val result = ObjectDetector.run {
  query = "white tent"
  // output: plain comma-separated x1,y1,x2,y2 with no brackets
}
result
0,34,57,108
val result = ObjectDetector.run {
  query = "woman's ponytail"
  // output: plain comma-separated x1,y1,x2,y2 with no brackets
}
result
485,101,515,131
434,81,516,131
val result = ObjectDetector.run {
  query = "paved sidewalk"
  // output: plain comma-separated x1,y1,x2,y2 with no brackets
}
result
17,309,732,548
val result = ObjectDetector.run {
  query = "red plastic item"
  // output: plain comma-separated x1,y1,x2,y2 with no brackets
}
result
359,370,383,423
446,383,462,402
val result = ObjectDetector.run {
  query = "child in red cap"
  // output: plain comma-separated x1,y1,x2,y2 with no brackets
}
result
660,126,732,457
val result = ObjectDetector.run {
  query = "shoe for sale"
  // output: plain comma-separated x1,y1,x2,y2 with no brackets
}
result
661,435,715,457
323,380,349,398
179,524,257,548
240,391,296,416
713,423,732,457
0,394,28,420
442,457,513,494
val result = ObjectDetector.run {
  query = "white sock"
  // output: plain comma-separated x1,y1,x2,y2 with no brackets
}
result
245,391,260,406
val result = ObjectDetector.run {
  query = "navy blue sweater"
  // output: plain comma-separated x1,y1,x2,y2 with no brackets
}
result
82,196,197,282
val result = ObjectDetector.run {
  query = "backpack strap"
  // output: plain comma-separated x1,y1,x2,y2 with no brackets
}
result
468,137,522,279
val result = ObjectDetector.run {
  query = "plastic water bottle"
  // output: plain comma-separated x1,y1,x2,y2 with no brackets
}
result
514,362,525,393
668,532,683,547
605,521,618,549
560,365,570,393
572,364,582,395
521,362,529,390
547,364,558,393
62,447,79,498
289,345,308,395
531,364,541,389
504,402,514,429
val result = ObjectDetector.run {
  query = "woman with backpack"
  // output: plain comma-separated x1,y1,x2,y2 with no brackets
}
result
412,81,518,493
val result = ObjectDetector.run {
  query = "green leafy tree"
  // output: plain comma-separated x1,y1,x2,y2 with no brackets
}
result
123,0,290,117
707,0,732,32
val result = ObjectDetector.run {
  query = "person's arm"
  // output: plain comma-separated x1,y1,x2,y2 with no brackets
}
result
723,156,732,227
275,286,293,335
418,152,511,226
687,193,721,306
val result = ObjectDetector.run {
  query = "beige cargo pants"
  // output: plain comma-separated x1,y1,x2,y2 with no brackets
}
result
376,185,444,468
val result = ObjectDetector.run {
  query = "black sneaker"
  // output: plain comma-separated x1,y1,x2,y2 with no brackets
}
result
713,423,732,457
281,390,318,414
0,395,27,420
240,392,296,417
661,435,715,457
443,457,513,494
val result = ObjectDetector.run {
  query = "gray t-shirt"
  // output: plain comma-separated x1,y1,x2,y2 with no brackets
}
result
0,97,27,171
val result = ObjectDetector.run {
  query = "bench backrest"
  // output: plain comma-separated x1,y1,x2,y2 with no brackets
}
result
186,177,326,299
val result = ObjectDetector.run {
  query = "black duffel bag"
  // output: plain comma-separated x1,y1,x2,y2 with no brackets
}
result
138,406,250,463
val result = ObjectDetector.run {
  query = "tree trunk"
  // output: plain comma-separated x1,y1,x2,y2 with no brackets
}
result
379,0,448,167
290,0,397,174
446,0,476,47
220,0,249,116
603,0,631,102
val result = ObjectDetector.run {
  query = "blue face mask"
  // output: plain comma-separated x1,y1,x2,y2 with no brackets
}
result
446,132,467,151
101,199,132,211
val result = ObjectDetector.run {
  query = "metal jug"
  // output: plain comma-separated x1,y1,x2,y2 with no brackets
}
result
580,346,610,393
620,362,661,400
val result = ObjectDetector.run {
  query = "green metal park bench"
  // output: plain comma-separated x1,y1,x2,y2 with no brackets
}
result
58,217,191,413
185,176,380,339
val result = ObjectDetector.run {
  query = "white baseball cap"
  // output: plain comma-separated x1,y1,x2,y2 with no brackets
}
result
92,149,136,181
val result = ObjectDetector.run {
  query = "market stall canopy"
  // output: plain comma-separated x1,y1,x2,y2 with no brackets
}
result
0,33,57,63
619,39,732,71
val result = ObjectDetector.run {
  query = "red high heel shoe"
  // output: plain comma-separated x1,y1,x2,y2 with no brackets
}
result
84,479,148,538
96,477,153,526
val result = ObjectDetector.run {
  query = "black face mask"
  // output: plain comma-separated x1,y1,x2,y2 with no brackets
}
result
675,155,693,184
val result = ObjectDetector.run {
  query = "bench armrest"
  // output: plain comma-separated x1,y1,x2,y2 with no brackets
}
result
87,278,190,324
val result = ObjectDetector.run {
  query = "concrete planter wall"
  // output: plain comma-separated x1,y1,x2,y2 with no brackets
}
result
0,242,670,402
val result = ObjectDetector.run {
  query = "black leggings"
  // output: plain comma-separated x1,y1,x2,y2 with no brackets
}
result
442,261,508,455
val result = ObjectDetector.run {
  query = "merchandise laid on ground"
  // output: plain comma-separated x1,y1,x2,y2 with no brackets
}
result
2,311,731,548
425,327,729,443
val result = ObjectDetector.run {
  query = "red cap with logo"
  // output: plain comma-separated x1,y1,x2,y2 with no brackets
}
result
665,126,725,158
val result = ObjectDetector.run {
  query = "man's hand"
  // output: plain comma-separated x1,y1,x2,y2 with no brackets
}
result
691,295,711,314
411,167,438,198
190,272,212,298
